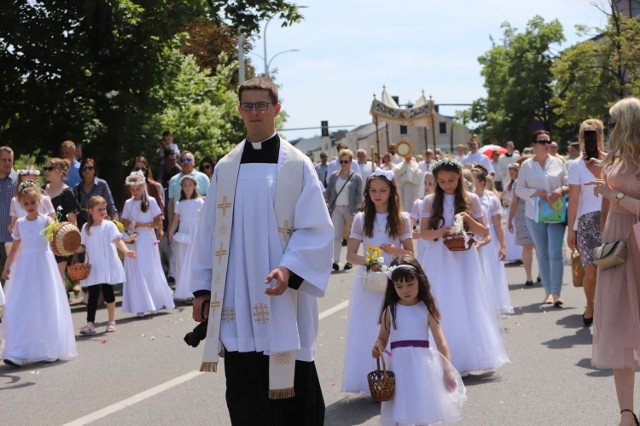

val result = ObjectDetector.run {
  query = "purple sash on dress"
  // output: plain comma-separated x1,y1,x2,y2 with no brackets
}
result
390,339,429,350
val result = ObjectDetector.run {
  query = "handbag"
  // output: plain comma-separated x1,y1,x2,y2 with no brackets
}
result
362,270,388,292
571,251,584,287
328,172,354,214
592,240,627,270
173,232,191,245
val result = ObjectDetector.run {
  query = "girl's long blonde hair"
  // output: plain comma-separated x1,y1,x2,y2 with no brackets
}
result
604,97,640,179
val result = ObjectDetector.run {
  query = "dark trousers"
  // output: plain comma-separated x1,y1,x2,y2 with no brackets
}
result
0,243,7,286
224,350,325,426
86,284,115,323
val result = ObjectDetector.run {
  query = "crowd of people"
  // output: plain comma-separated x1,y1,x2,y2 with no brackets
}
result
1,77,640,425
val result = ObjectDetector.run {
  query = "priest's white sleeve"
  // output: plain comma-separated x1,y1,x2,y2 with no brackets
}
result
279,157,334,298
190,169,218,294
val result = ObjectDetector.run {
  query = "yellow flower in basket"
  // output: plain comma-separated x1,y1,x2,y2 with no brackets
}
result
113,219,126,232
365,245,385,272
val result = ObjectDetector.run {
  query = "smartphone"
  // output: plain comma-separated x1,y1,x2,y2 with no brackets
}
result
584,130,598,159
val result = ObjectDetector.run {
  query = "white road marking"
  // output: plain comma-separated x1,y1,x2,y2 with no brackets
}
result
319,299,349,320
62,299,349,425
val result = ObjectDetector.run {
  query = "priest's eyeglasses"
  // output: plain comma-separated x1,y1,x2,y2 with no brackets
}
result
240,102,272,112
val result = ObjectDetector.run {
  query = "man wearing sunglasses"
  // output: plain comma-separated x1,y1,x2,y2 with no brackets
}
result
166,151,210,233
191,76,333,425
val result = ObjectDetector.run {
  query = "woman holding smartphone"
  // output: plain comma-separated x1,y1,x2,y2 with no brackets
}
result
566,120,605,327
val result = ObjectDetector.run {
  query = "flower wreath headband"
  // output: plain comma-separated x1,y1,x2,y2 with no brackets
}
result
385,264,416,280
125,170,146,186
18,169,40,177
17,180,38,193
430,158,463,174
179,174,197,185
369,168,395,182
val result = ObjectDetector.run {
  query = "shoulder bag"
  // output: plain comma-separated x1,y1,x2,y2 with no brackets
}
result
328,172,354,214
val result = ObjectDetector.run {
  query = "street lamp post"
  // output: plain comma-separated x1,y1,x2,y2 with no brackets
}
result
259,13,303,78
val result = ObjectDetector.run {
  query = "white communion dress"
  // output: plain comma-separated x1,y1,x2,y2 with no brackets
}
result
342,211,412,393
380,303,467,426
172,197,204,300
121,198,175,314
2,215,77,365
419,193,510,373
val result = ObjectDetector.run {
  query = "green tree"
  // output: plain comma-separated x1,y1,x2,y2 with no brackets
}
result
472,17,565,149
551,2,640,142
0,0,302,196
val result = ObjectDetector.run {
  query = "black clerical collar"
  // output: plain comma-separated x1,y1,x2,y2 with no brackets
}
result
241,133,280,164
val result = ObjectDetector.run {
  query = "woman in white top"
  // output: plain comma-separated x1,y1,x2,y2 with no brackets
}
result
516,130,569,307
567,120,604,327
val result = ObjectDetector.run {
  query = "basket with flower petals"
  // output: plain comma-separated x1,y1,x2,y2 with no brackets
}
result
362,245,388,292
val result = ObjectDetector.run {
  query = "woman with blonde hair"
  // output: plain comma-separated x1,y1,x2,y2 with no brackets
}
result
588,97,640,426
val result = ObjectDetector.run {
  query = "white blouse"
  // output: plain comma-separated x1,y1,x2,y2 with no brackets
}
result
515,156,568,221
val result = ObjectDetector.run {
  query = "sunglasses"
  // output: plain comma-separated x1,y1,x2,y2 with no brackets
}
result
239,102,272,111
607,120,616,130
82,166,96,171
202,164,212,170
180,158,193,163
339,160,350,164
134,167,148,173
43,166,54,171
534,139,551,144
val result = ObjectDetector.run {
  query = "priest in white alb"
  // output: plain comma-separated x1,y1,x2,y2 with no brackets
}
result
190,76,334,425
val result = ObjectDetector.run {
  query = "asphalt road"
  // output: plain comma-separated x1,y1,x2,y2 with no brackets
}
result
0,256,635,425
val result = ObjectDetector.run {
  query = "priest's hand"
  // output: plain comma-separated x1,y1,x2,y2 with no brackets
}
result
265,266,290,296
193,294,210,322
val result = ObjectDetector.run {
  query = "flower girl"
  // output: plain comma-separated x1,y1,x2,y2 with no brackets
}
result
168,175,204,302
419,158,509,374
373,255,466,425
121,172,175,316
1,182,77,366
342,169,413,393
78,196,136,335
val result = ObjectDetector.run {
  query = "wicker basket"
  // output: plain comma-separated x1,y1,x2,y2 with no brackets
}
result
66,253,91,281
367,354,395,402
51,222,81,257
362,270,388,293
443,231,476,252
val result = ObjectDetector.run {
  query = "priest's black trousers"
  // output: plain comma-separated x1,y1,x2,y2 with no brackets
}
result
224,350,325,425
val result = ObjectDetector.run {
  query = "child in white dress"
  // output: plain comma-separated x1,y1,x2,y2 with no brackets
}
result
78,196,136,335
121,172,175,316
373,255,466,425
168,175,204,302
1,182,77,366
471,166,514,314
419,158,509,374
9,168,55,234
410,172,435,262
343,169,414,393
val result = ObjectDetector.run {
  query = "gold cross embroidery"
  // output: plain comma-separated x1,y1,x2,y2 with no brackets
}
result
210,292,221,317
253,303,270,324
278,220,292,244
217,195,232,217
215,242,228,265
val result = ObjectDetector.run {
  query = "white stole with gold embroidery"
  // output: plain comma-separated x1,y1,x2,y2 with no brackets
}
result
200,138,304,400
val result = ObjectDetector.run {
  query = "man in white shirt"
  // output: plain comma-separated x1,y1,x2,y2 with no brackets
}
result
388,143,404,165
462,137,495,175
455,144,466,162
355,149,373,182
315,151,329,187
418,149,436,174
497,141,520,189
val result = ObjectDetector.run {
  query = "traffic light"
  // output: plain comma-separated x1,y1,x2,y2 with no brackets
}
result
321,120,329,137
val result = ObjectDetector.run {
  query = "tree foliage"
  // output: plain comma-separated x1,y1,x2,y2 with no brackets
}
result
551,2,640,142
471,17,565,149
0,0,302,196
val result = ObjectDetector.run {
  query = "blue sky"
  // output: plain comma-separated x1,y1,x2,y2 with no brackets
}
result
247,0,609,139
